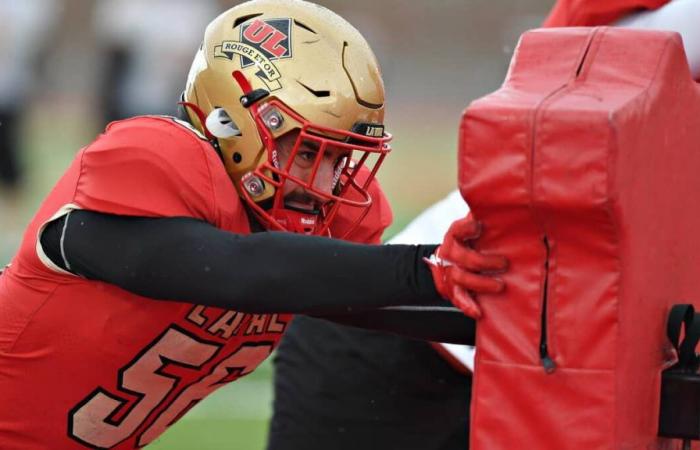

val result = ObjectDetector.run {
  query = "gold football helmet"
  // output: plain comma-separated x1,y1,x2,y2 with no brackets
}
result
183,0,391,235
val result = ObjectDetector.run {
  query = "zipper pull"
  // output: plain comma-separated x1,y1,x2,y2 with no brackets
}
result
540,344,556,374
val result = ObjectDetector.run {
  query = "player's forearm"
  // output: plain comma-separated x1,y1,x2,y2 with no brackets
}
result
41,210,445,314
314,306,476,345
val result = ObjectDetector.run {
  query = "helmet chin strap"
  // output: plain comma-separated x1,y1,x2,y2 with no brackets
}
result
178,101,216,140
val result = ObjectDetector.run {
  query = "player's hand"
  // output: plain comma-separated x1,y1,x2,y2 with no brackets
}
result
425,215,507,318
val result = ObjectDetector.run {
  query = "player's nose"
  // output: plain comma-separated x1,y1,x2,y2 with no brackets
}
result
309,159,337,197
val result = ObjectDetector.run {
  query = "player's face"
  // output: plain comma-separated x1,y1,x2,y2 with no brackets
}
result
275,130,350,213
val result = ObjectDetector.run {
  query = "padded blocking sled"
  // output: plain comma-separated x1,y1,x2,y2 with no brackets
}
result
459,27,700,450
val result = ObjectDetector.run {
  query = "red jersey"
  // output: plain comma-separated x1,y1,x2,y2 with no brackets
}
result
543,0,670,27
0,116,391,449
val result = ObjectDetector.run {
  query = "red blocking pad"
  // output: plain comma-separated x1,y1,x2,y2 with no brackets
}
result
459,27,700,450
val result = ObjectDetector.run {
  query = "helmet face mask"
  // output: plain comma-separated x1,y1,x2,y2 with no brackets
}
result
240,96,390,235
183,0,391,235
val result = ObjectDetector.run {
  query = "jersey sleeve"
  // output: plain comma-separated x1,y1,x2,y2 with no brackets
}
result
73,116,222,222
543,0,671,27
330,166,393,244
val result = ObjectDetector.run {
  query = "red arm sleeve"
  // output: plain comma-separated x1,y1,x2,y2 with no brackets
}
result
543,0,671,27
73,116,226,223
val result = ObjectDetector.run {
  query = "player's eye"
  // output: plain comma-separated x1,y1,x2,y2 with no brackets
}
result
293,139,322,168
295,149,318,168
299,150,317,161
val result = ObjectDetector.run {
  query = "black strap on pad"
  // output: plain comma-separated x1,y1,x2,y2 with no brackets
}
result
668,304,700,371
659,304,700,440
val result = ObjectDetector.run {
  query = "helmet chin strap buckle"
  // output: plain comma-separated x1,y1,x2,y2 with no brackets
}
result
240,89,270,108
232,70,270,108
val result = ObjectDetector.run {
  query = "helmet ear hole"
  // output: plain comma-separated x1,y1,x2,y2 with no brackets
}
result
233,152,243,163
206,108,241,139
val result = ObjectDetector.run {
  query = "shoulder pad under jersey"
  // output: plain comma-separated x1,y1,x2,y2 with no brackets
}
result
149,115,209,141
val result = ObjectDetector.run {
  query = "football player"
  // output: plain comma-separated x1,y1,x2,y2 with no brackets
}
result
0,0,508,448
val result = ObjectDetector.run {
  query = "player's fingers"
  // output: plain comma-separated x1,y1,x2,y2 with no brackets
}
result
449,267,505,294
441,244,508,273
446,215,481,242
452,285,482,319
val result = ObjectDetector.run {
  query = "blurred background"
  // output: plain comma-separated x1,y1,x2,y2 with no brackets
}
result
0,0,552,447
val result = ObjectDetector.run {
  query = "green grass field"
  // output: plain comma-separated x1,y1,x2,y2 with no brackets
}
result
1,108,459,449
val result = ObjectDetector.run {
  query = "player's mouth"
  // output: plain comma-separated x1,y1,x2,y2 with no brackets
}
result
284,193,322,215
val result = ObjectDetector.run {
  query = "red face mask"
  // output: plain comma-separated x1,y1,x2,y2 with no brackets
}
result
241,97,392,237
